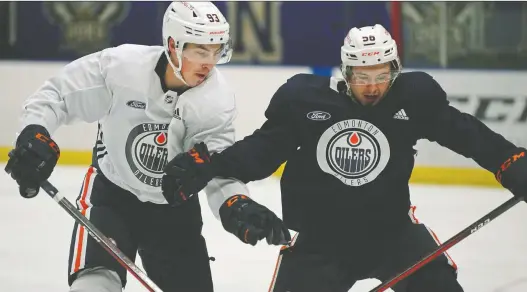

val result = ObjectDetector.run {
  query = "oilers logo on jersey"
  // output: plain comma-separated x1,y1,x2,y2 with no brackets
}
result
125,123,170,187
316,119,390,187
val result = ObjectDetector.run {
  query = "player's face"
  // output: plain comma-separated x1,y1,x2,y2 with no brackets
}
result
348,63,392,106
180,43,223,87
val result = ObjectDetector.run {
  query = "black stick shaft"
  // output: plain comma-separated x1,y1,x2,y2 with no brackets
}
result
41,180,163,292
369,196,523,292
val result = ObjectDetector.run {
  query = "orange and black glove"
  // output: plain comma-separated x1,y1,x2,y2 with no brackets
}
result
5,124,60,198
219,195,291,246
496,148,527,200
162,142,214,206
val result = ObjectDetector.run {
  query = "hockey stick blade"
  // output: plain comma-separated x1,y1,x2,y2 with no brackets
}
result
369,195,524,292
40,180,163,292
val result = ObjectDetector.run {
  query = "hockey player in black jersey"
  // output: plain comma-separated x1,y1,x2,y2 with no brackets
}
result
161,24,527,291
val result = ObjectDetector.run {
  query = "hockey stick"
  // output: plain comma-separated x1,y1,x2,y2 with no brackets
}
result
369,195,524,292
39,180,163,292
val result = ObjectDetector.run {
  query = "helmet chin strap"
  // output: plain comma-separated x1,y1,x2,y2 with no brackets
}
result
164,50,189,87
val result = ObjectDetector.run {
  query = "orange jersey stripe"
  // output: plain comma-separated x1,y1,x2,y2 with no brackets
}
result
78,167,95,210
410,205,458,271
73,209,87,272
72,167,95,273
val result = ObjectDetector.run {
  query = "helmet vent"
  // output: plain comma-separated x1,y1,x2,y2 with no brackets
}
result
184,25,195,35
192,11,197,17
347,54,358,60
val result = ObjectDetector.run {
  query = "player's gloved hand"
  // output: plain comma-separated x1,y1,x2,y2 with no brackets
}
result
4,124,60,198
219,194,291,246
162,142,214,206
495,148,527,200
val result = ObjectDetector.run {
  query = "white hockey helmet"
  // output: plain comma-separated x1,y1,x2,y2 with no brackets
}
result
340,24,401,86
162,1,233,84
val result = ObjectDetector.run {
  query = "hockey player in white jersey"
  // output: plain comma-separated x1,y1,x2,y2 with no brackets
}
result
5,1,290,291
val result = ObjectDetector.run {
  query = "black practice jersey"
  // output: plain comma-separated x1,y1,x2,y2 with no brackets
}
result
211,72,518,241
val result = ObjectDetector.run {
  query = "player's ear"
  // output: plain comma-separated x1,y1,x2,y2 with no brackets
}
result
168,37,176,54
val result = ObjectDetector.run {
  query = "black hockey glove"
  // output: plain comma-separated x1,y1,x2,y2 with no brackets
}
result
219,195,291,246
495,148,527,200
5,124,60,198
162,142,214,206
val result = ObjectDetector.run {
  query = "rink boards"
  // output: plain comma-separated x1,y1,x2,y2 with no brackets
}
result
0,62,526,187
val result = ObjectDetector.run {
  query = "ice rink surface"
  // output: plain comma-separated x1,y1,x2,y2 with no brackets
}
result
1,165,527,292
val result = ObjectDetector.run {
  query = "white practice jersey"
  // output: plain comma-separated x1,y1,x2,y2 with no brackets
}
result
20,44,249,218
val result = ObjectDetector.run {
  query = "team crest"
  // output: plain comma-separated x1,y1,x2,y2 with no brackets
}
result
125,123,169,187
316,119,390,186
43,2,130,54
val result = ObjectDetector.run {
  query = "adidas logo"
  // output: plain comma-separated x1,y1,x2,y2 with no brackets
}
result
393,109,409,120
173,108,181,120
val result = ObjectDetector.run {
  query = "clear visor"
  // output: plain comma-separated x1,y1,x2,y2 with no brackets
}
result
344,60,401,85
182,39,233,65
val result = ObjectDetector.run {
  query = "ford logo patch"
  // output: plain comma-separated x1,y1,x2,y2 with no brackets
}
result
126,100,146,109
307,111,331,121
